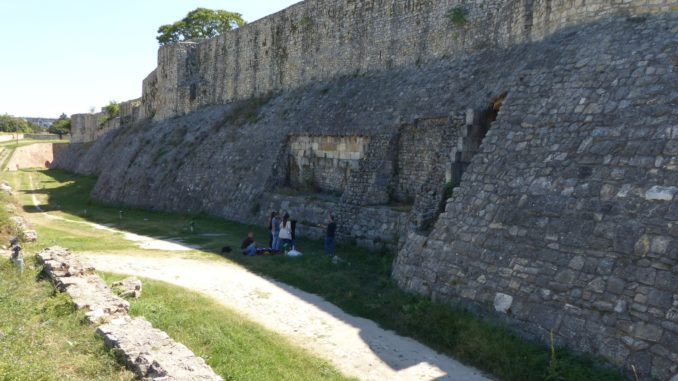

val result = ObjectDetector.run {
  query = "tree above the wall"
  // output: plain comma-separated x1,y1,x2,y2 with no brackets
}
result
157,8,246,46
48,113,70,136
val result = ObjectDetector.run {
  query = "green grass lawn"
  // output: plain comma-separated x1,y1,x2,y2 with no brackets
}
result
100,273,354,381
0,188,133,380
12,168,624,381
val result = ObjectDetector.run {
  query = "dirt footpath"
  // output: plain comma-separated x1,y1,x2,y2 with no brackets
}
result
81,253,491,381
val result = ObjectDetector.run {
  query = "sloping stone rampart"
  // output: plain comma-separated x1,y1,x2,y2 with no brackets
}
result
51,2,678,379
36,247,222,381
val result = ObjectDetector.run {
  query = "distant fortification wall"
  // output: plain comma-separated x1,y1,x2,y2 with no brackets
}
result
70,99,140,143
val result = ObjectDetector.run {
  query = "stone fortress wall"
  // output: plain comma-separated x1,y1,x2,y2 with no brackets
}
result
70,99,140,143
56,0,677,379
71,0,671,138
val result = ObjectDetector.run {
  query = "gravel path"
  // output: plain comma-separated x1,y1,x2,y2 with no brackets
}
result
24,173,490,380
81,253,491,381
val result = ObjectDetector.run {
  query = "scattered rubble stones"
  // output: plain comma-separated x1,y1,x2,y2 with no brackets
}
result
22,230,38,242
112,277,143,299
36,247,221,380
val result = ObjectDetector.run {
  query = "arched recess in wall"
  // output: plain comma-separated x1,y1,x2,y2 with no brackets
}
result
451,92,507,187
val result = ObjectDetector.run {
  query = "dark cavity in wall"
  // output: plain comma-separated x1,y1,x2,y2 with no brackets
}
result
452,92,507,186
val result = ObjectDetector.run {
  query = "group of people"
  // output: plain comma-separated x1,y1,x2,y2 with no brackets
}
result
239,211,337,257
269,211,294,252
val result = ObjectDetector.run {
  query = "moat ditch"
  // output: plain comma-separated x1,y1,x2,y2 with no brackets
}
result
6,168,624,381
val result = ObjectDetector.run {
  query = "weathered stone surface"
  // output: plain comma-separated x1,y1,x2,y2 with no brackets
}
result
51,1,677,379
22,230,37,242
98,317,220,380
36,247,127,323
112,277,142,299
36,247,221,380
645,186,677,202
494,293,513,313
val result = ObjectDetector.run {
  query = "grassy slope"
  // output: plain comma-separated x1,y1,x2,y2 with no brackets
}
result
0,192,133,381
16,169,624,381
101,273,354,381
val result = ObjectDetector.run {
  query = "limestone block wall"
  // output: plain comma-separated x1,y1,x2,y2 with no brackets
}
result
119,98,141,125
139,0,667,121
393,117,459,203
288,135,369,193
392,15,678,380
258,192,408,251
70,113,121,144
53,11,677,379
69,0,671,141
342,133,399,206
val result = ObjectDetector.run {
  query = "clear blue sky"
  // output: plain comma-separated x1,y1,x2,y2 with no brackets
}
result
0,0,300,118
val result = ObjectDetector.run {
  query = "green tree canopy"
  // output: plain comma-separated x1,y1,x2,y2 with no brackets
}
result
157,8,246,46
0,115,32,133
48,113,71,136
104,101,119,119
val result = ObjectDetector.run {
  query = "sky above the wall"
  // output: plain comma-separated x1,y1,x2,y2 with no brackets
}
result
0,0,300,118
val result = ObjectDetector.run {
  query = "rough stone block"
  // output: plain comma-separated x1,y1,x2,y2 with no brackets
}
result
493,293,513,313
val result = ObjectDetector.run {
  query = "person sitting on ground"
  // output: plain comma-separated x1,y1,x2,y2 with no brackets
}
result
240,232,256,256
279,213,293,252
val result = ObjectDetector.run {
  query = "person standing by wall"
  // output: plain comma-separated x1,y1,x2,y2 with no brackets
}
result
279,213,293,252
271,212,281,250
267,211,276,248
325,214,336,257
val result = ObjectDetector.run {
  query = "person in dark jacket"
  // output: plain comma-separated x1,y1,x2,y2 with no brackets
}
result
324,214,336,257
271,212,281,250
267,211,276,248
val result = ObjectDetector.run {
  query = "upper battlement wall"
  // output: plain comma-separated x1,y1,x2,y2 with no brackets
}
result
70,0,672,139
142,0,670,120
70,98,140,143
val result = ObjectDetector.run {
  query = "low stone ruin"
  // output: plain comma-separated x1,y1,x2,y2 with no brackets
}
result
8,215,38,242
36,246,221,380
112,277,142,298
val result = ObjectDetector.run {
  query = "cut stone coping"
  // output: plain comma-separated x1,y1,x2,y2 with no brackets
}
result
36,246,222,381
98,316,220,380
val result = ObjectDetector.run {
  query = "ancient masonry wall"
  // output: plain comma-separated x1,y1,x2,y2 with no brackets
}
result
70,99,140,143
36,247,221,380
69,0,670,141
288,135,369,194
392,18,678,381
141,0,669,121
52,1,677,379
